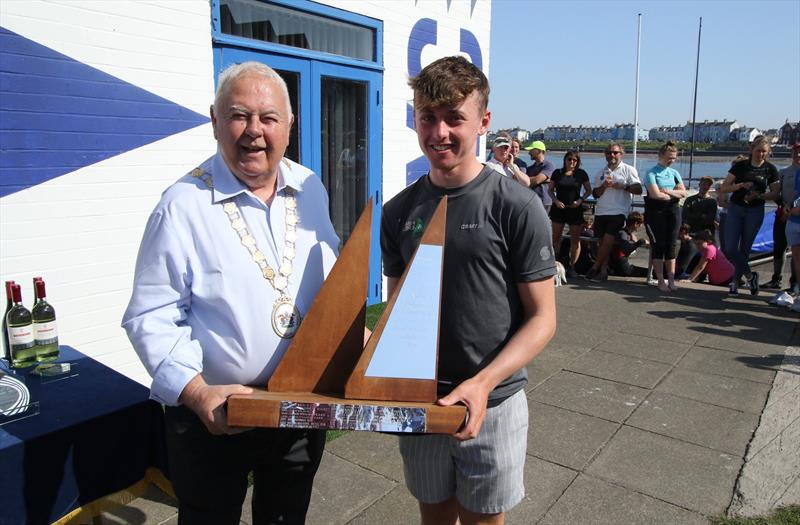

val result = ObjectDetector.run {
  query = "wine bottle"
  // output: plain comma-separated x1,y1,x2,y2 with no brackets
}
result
32,280,59,362
6,284,36,368
2,280,15,363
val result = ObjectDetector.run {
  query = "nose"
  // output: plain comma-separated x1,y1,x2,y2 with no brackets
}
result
431,119,449,140
244,115,262,138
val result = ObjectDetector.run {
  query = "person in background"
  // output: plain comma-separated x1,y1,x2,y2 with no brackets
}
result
719,136,780,296
675,224,699,278
585,143,642,282
717,155,747,253
764,141,800,290
786,146,800,312
511,138,528,170
382,55,556,525
485,133,515,177
609,211,649,278
122,62,340,524
549,150,592,278
643,141,688,292
522,140,555,213
683,229,735,286
682,176,717,235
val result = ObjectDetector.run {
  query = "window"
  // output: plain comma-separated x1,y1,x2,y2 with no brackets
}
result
220,0,375,62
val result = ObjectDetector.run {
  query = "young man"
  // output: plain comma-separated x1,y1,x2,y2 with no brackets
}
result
585,143,642,282
381,56,556,525
524,141,555,212
510,138,528,170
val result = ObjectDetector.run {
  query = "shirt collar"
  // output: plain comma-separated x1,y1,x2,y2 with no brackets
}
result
210,152,302,204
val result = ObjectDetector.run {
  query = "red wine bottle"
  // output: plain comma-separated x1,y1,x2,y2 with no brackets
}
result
32,280,59,362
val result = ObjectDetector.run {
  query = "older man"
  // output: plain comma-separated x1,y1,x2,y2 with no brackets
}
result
585,142,642,282
122,62,340,524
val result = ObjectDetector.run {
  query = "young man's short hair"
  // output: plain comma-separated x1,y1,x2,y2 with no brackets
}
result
699,176,714,186
408,55,490,112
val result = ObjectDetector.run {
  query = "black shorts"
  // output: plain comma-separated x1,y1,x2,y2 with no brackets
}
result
594,214,626,238
549,205,585,226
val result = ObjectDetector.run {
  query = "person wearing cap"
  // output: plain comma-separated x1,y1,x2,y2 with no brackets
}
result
486,134,532,190
765,141,800,290
524,141,555,213
486,134,515,177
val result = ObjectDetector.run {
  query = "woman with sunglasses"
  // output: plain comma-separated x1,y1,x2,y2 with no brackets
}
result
718,136,780,295
643,141,688,292
549,150,592,277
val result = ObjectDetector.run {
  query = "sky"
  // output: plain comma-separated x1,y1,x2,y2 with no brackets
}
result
487,0,800,133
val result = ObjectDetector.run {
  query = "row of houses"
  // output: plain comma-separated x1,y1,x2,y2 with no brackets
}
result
496,120,799,146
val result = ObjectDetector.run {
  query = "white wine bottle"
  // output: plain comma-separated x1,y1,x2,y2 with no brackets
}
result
6,283,36,368
2,280,14,363
32,279,59,362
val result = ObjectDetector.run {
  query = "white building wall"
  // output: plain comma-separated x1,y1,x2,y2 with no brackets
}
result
0,0,492,384
318,0,492,204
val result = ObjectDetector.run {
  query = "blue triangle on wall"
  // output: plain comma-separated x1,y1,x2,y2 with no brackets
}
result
0,26,211,198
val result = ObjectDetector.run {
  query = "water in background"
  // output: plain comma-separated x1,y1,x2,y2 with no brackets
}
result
552,152,790,190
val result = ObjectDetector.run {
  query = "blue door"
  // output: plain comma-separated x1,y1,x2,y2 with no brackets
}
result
214,46,383,304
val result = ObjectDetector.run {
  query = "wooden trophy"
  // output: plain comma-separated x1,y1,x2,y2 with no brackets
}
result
227,197,466,433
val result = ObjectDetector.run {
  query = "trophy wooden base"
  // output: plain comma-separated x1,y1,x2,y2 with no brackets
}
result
227,389,466,434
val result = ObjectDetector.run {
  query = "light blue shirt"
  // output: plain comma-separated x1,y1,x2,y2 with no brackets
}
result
122,153,340,405
644,164,683,191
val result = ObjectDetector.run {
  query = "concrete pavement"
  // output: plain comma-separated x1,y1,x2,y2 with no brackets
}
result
84,270,799,524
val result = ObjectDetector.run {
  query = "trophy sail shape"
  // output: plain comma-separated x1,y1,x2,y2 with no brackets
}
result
344,197,447,403
266,199,372,395
227,196,465,433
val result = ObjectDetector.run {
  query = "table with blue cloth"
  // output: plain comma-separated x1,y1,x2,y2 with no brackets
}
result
0,346,170,525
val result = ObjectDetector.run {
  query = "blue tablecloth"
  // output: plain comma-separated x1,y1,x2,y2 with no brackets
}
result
0,346,167,525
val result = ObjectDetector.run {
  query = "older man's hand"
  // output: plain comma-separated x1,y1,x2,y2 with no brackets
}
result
179,374,253,435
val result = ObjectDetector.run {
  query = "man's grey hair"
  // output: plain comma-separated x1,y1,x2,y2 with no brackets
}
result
213,61,292,116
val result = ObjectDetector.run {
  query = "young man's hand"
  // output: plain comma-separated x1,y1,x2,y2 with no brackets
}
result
436,376,492,441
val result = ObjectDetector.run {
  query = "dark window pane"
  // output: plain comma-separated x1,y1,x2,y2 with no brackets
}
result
274,69,299,163
321,77,368,244
220,0,375,62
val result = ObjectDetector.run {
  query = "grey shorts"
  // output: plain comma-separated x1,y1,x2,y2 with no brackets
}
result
787,220,800,247
398,389,528,514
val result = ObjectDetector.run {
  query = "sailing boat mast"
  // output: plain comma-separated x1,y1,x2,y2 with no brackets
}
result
632,13,642,171
688,17,703,188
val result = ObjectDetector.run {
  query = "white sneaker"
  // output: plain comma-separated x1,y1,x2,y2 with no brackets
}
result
647,277,657,286
773,292,795,307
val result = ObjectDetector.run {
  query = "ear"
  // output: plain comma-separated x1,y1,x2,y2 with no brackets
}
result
479,110,491,135
210,105,218,140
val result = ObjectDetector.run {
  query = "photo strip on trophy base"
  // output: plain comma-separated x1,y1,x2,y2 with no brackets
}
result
227,197,466,434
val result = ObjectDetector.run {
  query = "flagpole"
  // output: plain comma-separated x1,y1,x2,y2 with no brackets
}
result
688,17,702,188
632,13,642,171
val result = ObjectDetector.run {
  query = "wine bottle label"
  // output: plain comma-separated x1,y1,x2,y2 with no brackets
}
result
8,325,35,347
34,320,58,345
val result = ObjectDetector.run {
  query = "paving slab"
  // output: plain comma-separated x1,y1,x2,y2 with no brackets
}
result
530,370,648,422
564,349,672,389
540,474,708,525
619,318,702,345
527,400,619,470
593,332,692,365
323,431,404,482
586,426,742,514
506,456,578,525
80,484,178,525
656,369,771,414
677,346,777,384
306,452,397,525
346,485,417,525
627,392,760,455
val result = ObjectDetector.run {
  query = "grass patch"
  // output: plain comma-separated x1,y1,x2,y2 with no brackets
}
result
709,506,800,525
366,302,387,330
